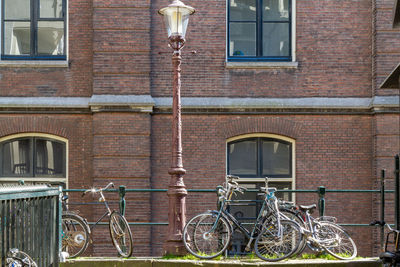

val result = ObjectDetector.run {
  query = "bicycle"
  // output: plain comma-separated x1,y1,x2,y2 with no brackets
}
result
61,182,133,258
183,175,302,261
280,202,357,259
370,220,400,267
6,248,37,267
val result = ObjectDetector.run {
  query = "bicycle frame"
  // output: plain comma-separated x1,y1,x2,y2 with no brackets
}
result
207,186,282,251
85,187,114,231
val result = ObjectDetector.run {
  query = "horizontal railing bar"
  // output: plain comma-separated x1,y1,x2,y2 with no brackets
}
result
63,188,393,193
86,222,373,227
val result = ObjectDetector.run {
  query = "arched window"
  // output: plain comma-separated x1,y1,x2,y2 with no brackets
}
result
228,137,292,178
227,135,295,254
0,135,67,183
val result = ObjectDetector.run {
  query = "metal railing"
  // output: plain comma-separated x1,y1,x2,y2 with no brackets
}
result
0,185,62,267
62,155,400,253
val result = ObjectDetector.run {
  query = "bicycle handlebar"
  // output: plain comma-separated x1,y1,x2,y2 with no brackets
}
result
370,220,399,233
82,182,115,197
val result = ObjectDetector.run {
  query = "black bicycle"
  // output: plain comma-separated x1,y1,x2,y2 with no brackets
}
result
62,183,133,258
370,220,400,267
183,176,302,261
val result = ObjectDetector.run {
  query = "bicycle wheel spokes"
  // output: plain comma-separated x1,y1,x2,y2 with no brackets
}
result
62,214,90,258
109,212,133,258
255,219,302,261
316,222,357,260
183,212,231,259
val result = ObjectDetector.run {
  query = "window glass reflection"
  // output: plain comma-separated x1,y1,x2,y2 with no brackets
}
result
262,140,290,175
230,0,256,21
229,23,256,56
263,0,289,21
2,139,31,176
4,22,31,55
5,0,30,20
263,23,289,56
229,140,257,176
40,0,63,18
38,21,64,55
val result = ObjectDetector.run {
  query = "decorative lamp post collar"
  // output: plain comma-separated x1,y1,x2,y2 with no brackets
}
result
158,0,195,50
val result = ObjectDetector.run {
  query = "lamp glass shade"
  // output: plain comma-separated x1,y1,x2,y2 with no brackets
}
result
159,2,194,39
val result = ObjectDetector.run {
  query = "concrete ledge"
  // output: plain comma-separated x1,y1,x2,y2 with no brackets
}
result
62,257,381,267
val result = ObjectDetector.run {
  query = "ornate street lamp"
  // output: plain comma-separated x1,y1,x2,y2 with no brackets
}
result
158,0,195,255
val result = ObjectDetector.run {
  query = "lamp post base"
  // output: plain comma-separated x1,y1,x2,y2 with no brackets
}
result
164,177,188,256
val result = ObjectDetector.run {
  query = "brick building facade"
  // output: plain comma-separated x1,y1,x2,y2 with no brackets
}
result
0,0,398,257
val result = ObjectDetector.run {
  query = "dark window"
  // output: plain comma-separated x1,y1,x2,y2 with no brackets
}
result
2,0,66,60
0,137,66,178
228,0,291,61
228,137,292,178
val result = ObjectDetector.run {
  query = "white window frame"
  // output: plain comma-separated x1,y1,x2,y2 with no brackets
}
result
0,133,68,184
0,0,69,68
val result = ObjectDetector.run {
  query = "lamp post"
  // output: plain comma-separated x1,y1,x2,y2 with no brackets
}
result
158,0,195,255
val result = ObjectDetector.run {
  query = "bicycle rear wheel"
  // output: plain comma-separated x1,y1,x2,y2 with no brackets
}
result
316,222,357,260
109,211,133,257
62,213,90,258
183,212,231,259
255,218,303,261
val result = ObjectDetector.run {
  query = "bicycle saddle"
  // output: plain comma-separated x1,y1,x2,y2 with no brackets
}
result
298,204,317,212
379,251,400,264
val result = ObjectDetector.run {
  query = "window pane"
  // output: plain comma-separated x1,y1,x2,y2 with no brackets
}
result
4,22,31,55
37,21,64,55
228,140,257,176
1,139,30,176
229,23,256,56
40,0,63,18
35,139,65,176
262,140,290,176
263,0,289,21
4,0,30,20
229,0,256,21
263,23,289,56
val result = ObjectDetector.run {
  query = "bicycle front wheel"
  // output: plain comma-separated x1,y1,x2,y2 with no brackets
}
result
183,212,231,259
109,211,133,257
316,222,357,260
255,219,303,261
62,213,90,258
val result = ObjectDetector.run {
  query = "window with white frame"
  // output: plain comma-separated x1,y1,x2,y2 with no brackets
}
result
1,0,66,60
0,135,67,183
227,0,293,61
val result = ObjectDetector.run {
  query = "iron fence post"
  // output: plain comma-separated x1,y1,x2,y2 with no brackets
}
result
380,169,385,252
318,186,326,217
119,185,126,216
396,155,399,230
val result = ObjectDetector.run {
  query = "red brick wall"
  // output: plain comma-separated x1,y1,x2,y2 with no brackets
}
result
151,0,372,98
92,0,151,95
0,0,93,97
91,112,152,256
150,114,374,256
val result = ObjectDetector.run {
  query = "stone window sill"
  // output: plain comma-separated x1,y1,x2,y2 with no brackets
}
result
225,61,298,69
0,60,69,68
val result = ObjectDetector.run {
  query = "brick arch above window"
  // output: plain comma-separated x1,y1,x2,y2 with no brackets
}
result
220,117,303,140
0,117,70,139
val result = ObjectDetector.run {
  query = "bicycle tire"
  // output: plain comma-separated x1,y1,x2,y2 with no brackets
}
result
255,218,303,261
279,208,308,256
109,211,133,257
183,212,231,259
61,213,90,258
316,222,357,260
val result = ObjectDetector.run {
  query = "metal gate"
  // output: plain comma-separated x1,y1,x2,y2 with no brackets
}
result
0,185,61,267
